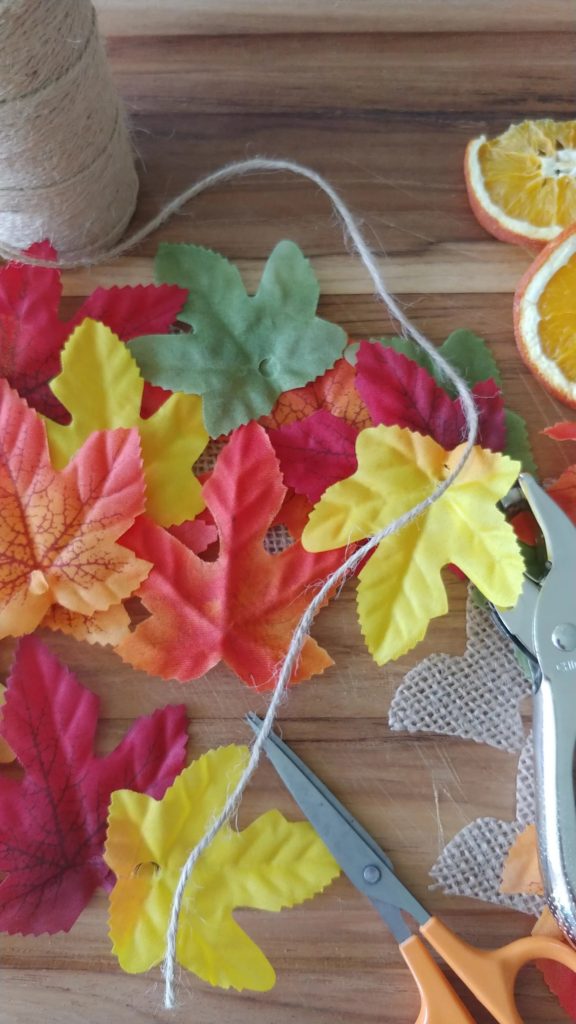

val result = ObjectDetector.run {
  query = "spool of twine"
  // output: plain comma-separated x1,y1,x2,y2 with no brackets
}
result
0,0,138,259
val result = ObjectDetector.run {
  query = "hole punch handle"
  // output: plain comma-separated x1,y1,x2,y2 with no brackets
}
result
399,934,475,1024
533,675,576,941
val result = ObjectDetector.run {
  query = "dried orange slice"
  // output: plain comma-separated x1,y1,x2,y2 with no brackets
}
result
465,120,576,247
514,223,576,406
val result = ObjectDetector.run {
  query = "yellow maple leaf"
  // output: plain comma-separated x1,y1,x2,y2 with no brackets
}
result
44,319,208,527
104,745,340,991
302,425,524,664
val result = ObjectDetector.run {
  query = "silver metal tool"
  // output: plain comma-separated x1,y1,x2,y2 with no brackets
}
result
492,473,576,941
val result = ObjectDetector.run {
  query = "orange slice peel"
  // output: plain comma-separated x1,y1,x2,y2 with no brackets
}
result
514,223,576,406
465,119,576,248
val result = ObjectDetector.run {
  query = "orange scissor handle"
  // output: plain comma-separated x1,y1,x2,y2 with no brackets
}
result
421,916,576,1024
399,934,475,1024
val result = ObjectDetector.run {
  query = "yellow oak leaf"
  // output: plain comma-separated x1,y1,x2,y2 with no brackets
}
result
302,425,524,664
44,319,208,527
104,745,340,991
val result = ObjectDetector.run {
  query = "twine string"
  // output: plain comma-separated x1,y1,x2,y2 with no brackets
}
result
0,0,138,257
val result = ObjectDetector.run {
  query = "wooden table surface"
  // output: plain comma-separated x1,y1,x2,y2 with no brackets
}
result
4,3,576,1022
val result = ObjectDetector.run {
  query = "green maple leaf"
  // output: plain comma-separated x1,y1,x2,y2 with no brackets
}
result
128,241,346,437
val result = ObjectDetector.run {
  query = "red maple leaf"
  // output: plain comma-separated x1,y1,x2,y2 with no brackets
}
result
541,423,576,525
271,491,314,542
540,960,576,1021
269,409,359,503
116,422,344,689
0,635,188,935
513,423,576,543
168,513,218,554
355,342,506,452
0,241,186,422
543,422,576,443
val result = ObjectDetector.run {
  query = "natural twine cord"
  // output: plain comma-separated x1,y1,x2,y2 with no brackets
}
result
0,0,138,258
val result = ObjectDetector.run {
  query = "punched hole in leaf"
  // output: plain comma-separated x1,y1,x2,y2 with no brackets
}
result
132,861,160,880
258,357,276,378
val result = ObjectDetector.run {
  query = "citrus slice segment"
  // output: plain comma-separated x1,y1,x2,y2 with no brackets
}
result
514,224,576,406
465,120,576,247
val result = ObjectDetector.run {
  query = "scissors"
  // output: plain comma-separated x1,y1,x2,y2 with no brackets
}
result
491,473,576,943
247,711,576,1024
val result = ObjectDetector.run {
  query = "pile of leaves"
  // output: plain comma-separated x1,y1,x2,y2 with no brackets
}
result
0,235,551,989
0,239,532,690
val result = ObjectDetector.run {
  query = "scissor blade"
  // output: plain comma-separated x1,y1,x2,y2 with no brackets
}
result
246,713,429,926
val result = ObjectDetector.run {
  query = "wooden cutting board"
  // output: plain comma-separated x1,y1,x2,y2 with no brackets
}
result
4,3,575,1021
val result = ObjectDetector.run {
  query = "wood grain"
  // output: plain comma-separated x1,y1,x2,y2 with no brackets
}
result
4,4,576,1023
94,0,576,36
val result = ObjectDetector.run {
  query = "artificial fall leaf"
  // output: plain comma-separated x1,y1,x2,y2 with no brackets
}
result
543,421,576,442
168,513,218,554
347,329,503,392
44,320,208,527
546,466,576,523
116,422,343,688
355,342,506,452
270,409,359,503
302,425,524,664
0,686,15,764
0,636,188,934
500,824,543,896
507,423,576,544
533,909,576,1021
127,241,347,437
0,241,186,422
105,744,340,990
352,333,536,471
0,380,151,639
541,423,576,525
271,490,314,542
504,409,537,473
270,343,509,506
40,602,132,646
260,356,371,431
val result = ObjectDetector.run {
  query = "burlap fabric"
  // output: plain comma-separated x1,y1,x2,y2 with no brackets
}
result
390,590,540,911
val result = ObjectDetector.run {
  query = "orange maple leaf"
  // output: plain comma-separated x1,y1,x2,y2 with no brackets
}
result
501,824,544,897
41,603,132,646
0,380,151,638
260,357,371,431
116,422,343,689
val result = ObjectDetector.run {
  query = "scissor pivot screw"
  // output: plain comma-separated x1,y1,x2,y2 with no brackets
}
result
551,623,576,651
363,864,382,884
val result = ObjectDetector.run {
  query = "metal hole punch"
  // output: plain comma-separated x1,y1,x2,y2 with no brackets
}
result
491,473,576,941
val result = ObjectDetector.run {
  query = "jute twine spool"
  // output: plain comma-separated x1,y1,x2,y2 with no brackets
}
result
0,0,138,259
